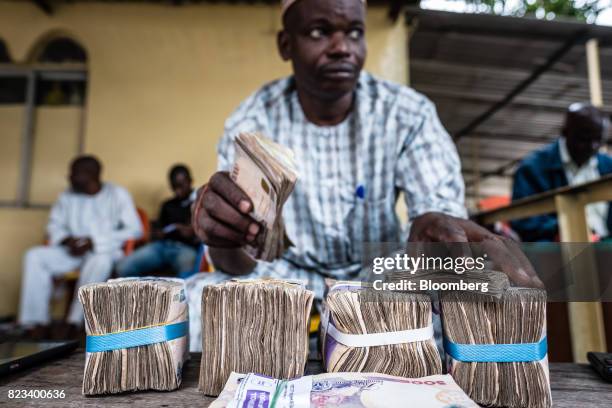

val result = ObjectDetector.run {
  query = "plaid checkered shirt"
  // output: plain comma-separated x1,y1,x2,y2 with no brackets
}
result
216,71,466,297
185,71,466,351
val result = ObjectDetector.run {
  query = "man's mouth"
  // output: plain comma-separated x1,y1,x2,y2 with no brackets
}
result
320,64,357,80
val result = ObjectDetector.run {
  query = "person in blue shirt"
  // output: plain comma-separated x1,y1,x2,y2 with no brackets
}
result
511,103,612,242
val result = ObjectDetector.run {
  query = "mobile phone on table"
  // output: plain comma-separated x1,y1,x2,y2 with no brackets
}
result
587,351,612,382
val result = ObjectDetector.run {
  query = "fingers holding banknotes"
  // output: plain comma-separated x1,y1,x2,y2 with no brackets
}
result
193,172,260,247
409,212,543,289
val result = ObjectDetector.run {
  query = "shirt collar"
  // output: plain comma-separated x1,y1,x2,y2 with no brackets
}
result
290,72,369,131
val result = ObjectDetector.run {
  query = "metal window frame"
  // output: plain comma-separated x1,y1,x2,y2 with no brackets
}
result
0,66,87,208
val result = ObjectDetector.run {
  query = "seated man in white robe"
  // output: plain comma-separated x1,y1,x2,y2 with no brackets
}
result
18,155,142,336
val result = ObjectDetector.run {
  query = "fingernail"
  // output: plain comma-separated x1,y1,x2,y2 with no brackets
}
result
249,223,260,235
239,200,251,213
246,234,255,242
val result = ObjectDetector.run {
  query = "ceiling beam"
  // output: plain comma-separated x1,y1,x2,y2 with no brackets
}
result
416,85,582,112
460,136,612,183
464,158,523,186
408,24,568,44
459,131,556,144
453,29,588,141
32,0,53,15
460,154,525,164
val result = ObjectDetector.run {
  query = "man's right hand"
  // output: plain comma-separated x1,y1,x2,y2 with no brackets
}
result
60,236,93,257
193,172,261,248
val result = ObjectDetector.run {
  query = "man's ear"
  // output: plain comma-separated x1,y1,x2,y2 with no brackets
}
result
277,30,291,61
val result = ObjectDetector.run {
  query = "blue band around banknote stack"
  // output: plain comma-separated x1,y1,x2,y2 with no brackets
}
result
86,321,188,353
444,337,548,363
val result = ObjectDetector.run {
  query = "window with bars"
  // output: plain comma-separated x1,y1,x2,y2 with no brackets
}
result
0,36,88,207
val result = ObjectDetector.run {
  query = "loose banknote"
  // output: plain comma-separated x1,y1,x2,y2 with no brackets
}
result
232,141,277,229
231,132,298,261
210,372,479,408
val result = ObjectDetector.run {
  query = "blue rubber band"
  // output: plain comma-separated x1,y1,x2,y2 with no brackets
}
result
444,336,547,363
86,321,188,353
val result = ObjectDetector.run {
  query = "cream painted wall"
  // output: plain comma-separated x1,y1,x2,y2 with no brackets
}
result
0,209,49,316
0,2,408,316
30,107,82,204
0,106,23,202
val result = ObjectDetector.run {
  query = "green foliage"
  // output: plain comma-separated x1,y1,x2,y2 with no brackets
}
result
461,0,607,22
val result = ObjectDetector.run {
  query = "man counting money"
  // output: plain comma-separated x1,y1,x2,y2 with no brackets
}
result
187,0,542,350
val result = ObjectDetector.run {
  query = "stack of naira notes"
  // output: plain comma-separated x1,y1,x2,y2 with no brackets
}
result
231,132,298,261
199,279,314,396
79,277,189,395
385,268,511,297
210,371,478,408
441,288,552,408
320,281,442,378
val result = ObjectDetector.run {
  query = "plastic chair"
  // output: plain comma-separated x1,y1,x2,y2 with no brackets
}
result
124,208,150,254
477,195,511,211
476,196,521,241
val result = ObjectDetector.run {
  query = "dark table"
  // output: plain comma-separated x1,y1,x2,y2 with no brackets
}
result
1,351,611,407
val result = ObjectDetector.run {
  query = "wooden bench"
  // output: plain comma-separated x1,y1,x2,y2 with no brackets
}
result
474,174,612,362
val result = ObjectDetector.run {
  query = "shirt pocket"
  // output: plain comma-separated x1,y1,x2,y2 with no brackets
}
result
341,190,400,261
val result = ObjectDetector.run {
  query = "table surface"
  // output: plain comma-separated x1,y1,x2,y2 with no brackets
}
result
1,351,611,407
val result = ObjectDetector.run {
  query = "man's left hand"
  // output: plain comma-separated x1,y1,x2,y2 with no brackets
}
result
409,212,543,288
68,237,93,257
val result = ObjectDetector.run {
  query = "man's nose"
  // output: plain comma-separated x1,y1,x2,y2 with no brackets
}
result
327,31,350,57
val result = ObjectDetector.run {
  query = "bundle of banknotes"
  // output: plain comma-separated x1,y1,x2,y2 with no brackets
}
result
441,288,552,408
385,269,511,297
210,371,479,408
320,282,442,378
231,132,298,261
78,278,189,395
199,279,314,396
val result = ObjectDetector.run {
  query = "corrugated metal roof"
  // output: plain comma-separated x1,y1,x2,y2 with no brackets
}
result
406,8,612,207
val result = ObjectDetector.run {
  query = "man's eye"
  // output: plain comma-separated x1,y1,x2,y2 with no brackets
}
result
309,28,324,39
348,29,363,40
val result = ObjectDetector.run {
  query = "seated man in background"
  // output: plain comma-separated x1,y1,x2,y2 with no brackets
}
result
117,164,199,278
512,103,612,241
18,155,142,336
